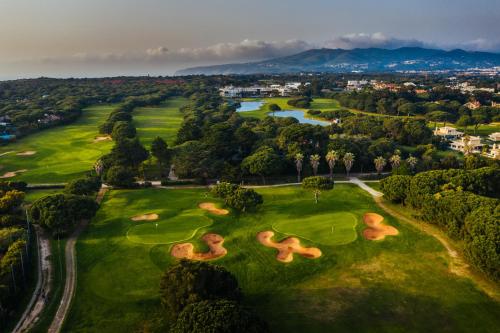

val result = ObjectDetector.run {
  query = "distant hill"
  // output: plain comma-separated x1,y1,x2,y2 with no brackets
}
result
176,47,500,75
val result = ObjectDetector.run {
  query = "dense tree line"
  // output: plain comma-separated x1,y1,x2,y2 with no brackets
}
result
0,78,184,141
0,182,30,325
381,167,500,280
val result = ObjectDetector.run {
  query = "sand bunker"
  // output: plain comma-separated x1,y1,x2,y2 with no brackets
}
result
94,135,112,143
16,151,37,156
198,202,229,215
0,169,28,179
171,233,227,261
362,213,399,241
257,231,322,263
131,213,159,221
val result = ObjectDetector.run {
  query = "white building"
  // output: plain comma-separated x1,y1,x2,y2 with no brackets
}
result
450,136,482,154
219,83,302,98
485,144,500,159
433,126,464,140
346,80,368,91
488,132,500,142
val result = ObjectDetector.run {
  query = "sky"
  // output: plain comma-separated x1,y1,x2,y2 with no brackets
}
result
0,0,499,79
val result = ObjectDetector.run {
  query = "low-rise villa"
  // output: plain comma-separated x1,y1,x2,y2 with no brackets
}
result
488,132,500,142
450,136,482,154
433,126,464,140
485,144,500,159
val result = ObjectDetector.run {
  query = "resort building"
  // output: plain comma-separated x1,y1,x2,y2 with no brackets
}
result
464,100,481,110
485,144,500,159
219,83,302,98
433,126,464,140
488,132,500,142
450,136,482,154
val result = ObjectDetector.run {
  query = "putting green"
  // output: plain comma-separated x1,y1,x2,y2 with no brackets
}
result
127,210,212,245
272,212,358,246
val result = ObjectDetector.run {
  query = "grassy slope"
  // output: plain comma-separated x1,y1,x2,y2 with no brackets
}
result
133,97,188,147
0,105,116,183
64,185,500,333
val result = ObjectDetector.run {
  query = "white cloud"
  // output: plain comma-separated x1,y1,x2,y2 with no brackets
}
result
323,32,429,50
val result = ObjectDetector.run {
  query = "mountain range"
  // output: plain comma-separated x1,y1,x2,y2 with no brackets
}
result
176,47,500,75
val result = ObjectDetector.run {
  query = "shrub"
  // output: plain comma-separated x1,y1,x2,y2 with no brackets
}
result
29,194,98,236
103,165,136,188
463,205,500,281
302,176,334,190
211,182,238,199
171,300,269,333
160,261,241,319
225,188,263,212
380,175,412,203
65,176,101,196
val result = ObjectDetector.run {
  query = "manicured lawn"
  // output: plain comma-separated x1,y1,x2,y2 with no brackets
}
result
0,105,116,183
133,97,188,147
273,212,358,245
24,189,62,203
65,184,500,332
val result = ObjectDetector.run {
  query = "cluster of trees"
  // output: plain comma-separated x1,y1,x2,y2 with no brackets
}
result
96,93,179,187
0,77,183,141
0,182,30,323
159,261,268,332
287,96,312,108
211,182,263,212
381,167,500,280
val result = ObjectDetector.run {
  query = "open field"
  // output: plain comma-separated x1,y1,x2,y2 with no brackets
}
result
64,184,500,332
133,97,188,147
0,105,116,183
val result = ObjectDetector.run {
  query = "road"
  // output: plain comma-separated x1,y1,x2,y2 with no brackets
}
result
11,226,52,333
47,188,107,333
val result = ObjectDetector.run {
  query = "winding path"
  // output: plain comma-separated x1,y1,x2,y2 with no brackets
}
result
47,188,107,333
11,227,52,333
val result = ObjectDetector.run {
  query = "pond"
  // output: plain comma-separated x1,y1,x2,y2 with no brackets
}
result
236,100,264,112
271,110,330,126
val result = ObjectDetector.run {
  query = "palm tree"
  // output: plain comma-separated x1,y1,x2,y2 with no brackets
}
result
294,153,304,182
325,150,339,180
94,159,104,176
343,152,355,177
310,154,321,176
463,135,474,155
389,154,401,171
406,155,418,171
374,156,387,174
313,189,321,204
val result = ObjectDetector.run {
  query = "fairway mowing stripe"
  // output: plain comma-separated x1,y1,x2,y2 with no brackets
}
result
125,219,213,245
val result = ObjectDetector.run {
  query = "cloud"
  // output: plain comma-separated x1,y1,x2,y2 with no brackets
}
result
145,39,312,62
323,32,429,50
454,38,500,52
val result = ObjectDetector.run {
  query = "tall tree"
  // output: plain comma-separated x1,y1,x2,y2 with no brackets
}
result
389,153,401,171
325,150,339,180
294,153,304,182
374,156,387,174
343,153,355,177
406,155,418,172
151,136,171,177
310,154,321,176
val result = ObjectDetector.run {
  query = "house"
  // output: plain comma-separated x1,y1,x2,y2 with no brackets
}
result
488,132,500,142
433,126,464,140
346,80,368,91
450,136,482,154
492,101,500,108
219,83,302,98
464,100,481,110
485,144,500,159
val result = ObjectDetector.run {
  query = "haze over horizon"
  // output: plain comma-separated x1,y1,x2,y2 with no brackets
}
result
1,0,499,79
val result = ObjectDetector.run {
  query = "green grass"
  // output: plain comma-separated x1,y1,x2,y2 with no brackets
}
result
272,212,358,246
24,189,62,203
64,185,500,332
133,97,188,147
0,105,116,183
127,212,212,245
